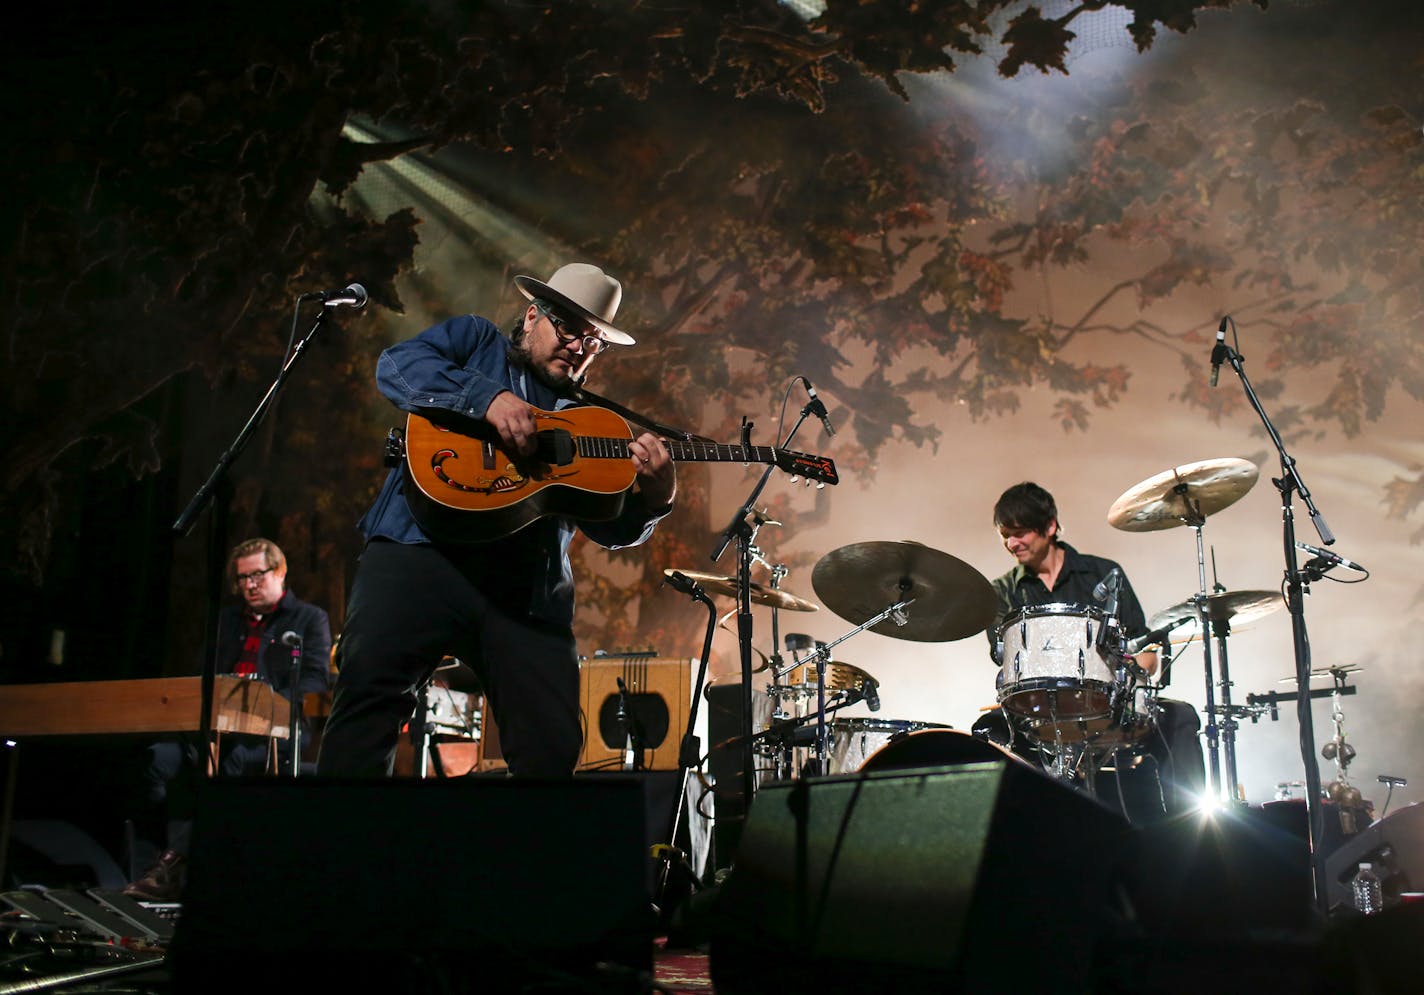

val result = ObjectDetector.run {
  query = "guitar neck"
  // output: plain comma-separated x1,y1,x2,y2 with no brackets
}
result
579,436,782,466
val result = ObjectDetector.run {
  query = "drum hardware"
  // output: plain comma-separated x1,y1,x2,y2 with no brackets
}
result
775,599,917,776
1109,458,1265,805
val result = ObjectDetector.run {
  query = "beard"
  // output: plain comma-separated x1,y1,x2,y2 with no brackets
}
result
510,337,580,394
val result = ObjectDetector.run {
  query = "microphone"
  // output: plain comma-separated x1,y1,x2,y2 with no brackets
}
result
1126,615,1191,654
1296,541,1368,574
1209,317,1228,387
304,283,368,309
280,630,303,649
863,678,881,713
803,379,836,437
663,570,705,597
1091,567,1122,604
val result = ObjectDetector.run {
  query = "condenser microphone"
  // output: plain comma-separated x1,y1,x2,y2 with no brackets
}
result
280,630,303,648
303,283,368,309
1295,541,1368,574
1209,317,1228,387
803,379,836,437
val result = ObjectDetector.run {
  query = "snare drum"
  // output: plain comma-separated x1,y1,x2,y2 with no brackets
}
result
995,603,1123,720
1019,683,1156,748
827,718,950,774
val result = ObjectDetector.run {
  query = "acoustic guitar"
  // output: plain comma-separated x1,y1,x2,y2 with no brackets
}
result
402,406,838,542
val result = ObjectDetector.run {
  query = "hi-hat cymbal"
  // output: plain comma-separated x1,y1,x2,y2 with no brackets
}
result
810,540,999,643
1148,589,1284,634
663,569,818,612
779,660,875,694
1107,458,1260,532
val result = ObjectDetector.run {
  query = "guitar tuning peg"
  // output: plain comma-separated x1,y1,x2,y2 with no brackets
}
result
815,481,825,489
788,475,801,484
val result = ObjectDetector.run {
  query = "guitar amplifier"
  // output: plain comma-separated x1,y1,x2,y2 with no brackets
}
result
579,657,692,772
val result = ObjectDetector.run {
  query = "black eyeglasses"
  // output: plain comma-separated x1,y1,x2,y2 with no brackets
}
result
236,567,274,586
533,301,606,355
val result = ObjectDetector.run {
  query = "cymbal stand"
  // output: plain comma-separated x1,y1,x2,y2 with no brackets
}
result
1176,497,1223,802
774,598,916,776
1215,317,1337,916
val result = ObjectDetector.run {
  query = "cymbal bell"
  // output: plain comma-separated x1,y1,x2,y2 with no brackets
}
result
664,569,818,612
1108,458,1260,532
1148,589,1284,634
811,540,999,643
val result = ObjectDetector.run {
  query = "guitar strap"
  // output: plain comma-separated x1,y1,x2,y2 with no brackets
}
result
564,383,699,442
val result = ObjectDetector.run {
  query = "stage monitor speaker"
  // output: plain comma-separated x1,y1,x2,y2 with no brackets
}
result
579,657,690,771
1324,801,1424,911
709,761,1132,994
170,777,653,992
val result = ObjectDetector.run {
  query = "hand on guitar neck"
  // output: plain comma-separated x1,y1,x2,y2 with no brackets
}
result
486,390,676,509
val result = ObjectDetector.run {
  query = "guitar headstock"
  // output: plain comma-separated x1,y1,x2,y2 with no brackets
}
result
776,450,839,486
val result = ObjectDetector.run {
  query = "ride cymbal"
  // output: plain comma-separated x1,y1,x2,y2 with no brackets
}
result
1148,589,1284,634
810,540,998,642
662,569,818,612
1107,457,1260,532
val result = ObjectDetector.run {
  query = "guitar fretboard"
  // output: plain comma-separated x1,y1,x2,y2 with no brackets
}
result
576,436,781,465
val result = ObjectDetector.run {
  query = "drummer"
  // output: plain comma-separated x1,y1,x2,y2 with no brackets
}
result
976,482,1205,820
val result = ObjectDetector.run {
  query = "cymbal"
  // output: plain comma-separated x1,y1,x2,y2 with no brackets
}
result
1277,664,1363,685
433,656,481,693
810,540,999,643
1107,458,1260,532
1147,589,1284,634
779,660,875,694
716,611,771,673
664,569,818,612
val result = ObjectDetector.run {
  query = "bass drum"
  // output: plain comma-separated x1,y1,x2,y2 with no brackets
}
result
827,718,951,774
860,728,1030,772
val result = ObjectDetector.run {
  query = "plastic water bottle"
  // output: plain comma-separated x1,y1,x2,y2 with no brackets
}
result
1352,862,1383,915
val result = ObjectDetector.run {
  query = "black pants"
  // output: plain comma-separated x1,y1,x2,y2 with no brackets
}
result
137,736,278,856
316,540,582,778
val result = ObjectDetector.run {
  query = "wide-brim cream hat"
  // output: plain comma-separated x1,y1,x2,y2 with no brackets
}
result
513,263,635,346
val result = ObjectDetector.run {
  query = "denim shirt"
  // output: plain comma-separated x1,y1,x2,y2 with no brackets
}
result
357,313,668,626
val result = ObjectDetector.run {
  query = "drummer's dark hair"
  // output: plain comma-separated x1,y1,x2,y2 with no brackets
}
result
993,482,1059,536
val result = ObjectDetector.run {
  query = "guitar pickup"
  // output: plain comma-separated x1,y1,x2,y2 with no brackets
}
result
536,429,576,466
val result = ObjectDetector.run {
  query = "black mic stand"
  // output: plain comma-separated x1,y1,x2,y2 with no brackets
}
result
710,409,816,825
655,571,720,915
614,677,644,771
1216,332,1337,917
284,635,303,778
172,304,338,769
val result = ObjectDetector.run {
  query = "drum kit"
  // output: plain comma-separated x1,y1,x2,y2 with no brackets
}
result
680,456,1296,812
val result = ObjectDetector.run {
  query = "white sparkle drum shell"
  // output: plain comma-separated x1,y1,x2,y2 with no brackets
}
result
827,718,951,774
1018,685,1156,748
995,603,1121,720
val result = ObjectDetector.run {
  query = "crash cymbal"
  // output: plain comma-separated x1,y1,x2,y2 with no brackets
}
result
663,569,818,612
1148,589,1284,634
1107,458,1260,532
811,540,999,643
